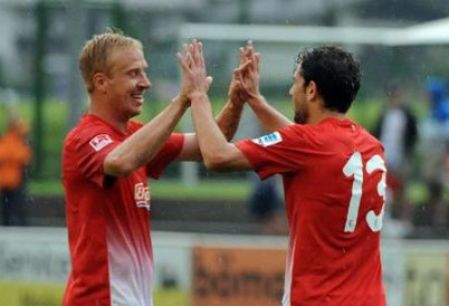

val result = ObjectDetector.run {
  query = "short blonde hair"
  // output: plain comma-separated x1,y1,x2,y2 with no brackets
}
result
79,30,143,93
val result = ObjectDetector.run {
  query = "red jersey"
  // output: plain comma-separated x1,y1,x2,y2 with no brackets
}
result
236,118,386,306
62,114,184,306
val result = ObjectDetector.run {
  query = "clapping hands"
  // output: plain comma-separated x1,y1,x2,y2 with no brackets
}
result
228,41,262,105
176,39,262,107
177,40,213,104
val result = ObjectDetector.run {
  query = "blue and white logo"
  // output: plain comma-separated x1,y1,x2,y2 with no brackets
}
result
252,131,283,147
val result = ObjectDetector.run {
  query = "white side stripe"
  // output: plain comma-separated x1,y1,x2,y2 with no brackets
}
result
281,237,295,306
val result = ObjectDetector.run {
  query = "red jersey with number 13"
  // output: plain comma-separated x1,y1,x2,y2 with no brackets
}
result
236,118,386,306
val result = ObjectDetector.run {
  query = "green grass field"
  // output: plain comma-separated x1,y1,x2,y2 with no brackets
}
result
0,281,190,306
30,179,251,200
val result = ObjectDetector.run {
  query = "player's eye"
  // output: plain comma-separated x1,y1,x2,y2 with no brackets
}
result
129,70,139,77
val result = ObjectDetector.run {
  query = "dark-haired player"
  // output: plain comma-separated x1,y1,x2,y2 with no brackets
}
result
182,41,386,306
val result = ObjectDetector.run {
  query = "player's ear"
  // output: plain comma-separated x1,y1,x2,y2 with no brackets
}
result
307,80,318,100
93,72,108,95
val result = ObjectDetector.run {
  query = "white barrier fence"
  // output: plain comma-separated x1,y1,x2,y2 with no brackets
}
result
0,227,447,306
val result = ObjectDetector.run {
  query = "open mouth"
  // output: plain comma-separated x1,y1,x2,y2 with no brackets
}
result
131,93,144,103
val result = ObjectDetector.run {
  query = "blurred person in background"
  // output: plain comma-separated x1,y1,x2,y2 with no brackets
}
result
247,173,287,234
62,31,249,306
184,41,386,306
420,77,449,230
244,111,287,234
373,84,417,236
0,112,32,226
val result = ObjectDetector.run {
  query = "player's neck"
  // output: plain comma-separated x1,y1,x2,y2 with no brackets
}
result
89,102,128,133
308,109,346,125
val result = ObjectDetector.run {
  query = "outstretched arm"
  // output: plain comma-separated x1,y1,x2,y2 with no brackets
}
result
104,95,189,177
176,46,251,161
236,41,293,132
180,40,253,171
177,96,246,162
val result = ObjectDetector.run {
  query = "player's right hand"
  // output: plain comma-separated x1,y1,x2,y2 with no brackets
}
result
236,41,263,105
177,40,213,104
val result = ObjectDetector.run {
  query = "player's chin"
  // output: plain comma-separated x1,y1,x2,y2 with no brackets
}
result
134,108,142,117
132,100,144,112
128,106,142,118
294,112,306,124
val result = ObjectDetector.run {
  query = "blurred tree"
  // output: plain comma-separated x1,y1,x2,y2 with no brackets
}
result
237,0,250,24
0,59,5,88
67,0,85,130
111,0,127,32
352,0,449,22
32,0,48,179
110,0,137,38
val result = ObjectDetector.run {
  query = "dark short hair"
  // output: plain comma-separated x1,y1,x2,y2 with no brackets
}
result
296,46,361,113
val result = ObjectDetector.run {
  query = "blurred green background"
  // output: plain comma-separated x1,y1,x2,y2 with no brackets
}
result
0,96,430,204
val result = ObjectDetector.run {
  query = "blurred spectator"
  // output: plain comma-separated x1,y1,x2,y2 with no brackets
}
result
159,264,179,289
420,77,449,229
426,77,449,123
0,112,32,226
373,84,417,235
247,174,287,235
246,121,287,235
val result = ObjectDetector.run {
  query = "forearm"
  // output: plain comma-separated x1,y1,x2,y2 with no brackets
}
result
177,99,244,162
215,99,244,140
248,95,292,132
105,96,188,176
191,94,234,167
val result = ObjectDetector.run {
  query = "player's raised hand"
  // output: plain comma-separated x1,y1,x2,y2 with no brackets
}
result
176,43,193,104
234,41,262,104
228,46,252,105
176,40,213,103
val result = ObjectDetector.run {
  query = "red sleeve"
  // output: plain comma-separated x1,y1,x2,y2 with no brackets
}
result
235,125,313,180
146,133,184,179
72,129,120,188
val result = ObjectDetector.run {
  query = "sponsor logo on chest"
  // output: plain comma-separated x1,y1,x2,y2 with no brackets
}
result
134,182,151,211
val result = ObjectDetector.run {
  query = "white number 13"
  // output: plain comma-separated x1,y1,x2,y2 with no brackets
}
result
343,152,386,233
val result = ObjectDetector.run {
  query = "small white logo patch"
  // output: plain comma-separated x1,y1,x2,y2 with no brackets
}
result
89,134,113,152
252,131,283,147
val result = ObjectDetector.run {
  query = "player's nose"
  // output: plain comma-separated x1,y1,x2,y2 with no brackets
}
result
140,74,151,91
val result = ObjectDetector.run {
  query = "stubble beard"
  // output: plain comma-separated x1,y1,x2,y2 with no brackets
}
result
294,105,309,124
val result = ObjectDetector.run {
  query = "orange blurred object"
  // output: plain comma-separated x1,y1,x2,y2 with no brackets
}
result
0,116,32,189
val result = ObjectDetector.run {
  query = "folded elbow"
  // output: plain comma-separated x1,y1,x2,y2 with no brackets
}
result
104,155,135,177
203,154,228,171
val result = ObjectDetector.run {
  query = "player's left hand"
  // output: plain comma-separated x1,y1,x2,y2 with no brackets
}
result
239,41,262,101
229,41,263,107
177,40,213,103
228,46,253,105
